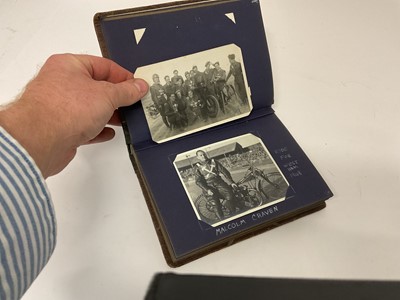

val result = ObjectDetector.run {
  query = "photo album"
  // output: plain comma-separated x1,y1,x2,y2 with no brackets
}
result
94,0,333,267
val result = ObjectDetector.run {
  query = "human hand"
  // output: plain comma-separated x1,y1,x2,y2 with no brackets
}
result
0,54,148,178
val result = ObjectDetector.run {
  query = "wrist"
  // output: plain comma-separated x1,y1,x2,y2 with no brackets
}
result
0,99,57,178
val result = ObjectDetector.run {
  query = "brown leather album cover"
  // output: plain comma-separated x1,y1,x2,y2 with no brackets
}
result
94,0,333,267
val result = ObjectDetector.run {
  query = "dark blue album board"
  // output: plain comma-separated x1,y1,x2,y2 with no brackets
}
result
94,0,332,266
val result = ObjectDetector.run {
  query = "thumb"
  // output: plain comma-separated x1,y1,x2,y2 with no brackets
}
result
110,78,149,108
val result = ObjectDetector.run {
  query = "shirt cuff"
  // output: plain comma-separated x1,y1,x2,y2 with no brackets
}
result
0,126,57,300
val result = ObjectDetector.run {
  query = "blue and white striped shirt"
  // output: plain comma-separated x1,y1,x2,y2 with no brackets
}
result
0,127,56,300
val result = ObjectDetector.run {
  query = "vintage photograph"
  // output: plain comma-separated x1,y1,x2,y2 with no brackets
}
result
135,44,252,143
173,134,289,227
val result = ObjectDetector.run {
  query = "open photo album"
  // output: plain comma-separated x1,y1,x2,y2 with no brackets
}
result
94,0,333,267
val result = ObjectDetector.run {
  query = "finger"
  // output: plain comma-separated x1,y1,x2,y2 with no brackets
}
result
105,78,149,108
85,127,116,145
77,55,135,83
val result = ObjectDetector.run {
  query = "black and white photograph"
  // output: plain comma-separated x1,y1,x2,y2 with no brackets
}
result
173,134,289,227
136,44,252,143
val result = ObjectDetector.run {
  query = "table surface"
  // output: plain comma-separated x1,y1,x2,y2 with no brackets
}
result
1,0,400,299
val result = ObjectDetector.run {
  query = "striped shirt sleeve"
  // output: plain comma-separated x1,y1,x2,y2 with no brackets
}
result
0,127,57,300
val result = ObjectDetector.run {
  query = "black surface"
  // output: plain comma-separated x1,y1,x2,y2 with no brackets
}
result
145,273,400,300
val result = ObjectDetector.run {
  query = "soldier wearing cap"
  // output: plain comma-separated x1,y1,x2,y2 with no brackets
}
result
157,87,171,128
164,93,184,131
183,71,192,96
163,75,175,97
226,54,248,105
187,89,203,121
175,89,188,127
194,66,212,121
212,62,227,113
150,74,169,128
171,69,184,86
175,77,184,95
150,74,162,106
203,61,215,93
192,65,207,112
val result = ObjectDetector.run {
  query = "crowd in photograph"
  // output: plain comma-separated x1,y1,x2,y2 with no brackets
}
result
227,144,270,168
149,54,248,131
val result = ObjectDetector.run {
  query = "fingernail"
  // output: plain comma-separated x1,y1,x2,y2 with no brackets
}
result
133,79,148,94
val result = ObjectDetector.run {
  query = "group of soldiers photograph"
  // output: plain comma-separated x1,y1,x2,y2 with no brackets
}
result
149,54,249,134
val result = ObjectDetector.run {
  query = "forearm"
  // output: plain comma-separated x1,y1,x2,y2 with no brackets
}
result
0,127,56,300
0,97,61,179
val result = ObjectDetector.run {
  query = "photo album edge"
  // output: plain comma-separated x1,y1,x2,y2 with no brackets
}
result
93,0,333,267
